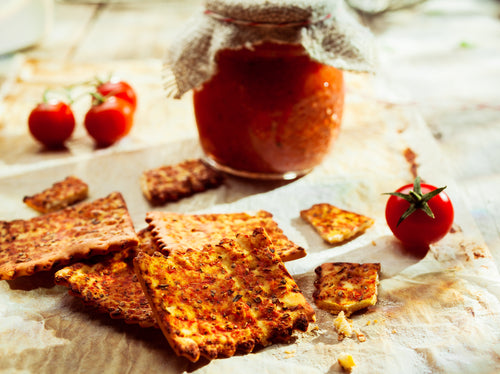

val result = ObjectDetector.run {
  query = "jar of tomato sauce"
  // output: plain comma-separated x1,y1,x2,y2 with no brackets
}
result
193,42,344,179
165,0,374,179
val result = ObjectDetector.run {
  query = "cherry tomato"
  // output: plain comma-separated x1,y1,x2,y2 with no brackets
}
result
97,79,137,110
28,100,76,148
385,177,454,250
84,96,134,147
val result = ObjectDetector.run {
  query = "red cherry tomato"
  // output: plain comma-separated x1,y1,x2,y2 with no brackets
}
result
28,101,75,148
84,96,134,147
385,177,454,250
97,80,137,110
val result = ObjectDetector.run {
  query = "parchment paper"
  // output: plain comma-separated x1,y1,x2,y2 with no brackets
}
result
0,59,499,374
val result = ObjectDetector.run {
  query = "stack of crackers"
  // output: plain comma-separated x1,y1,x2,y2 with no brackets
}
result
1,160,381,363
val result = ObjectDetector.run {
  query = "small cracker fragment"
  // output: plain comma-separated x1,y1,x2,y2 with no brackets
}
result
313,262,380,316
300,203,374,244
146,210,305,262
140,159,224,205
338,352,356,372
55,229,158,327
23,175,89,213
133,227,315,362
0,192,138,280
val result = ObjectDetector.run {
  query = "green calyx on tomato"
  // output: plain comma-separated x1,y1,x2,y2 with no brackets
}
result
384,176,447,226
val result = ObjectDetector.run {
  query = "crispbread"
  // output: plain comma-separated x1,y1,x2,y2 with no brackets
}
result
54,229,158,327
313,262,381,316
146,210,305,261
140,159,224,205
300,203,374,244
0,192,138,280
133,228,315,362
23,175,89,213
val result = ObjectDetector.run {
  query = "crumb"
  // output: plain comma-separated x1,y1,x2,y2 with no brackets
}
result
338,352,356,372
354,328,366,342
334,311,353,340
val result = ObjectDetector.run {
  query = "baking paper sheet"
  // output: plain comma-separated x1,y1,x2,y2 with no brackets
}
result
0,59,499,373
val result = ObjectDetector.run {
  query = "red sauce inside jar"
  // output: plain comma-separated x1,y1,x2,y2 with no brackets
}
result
193,42,344,179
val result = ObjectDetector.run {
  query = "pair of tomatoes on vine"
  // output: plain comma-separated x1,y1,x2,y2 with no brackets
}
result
28,79,137,148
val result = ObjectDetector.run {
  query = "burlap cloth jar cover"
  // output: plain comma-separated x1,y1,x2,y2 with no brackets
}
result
164,0,376,99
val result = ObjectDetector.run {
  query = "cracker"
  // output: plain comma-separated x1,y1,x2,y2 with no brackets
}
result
55,229,158,327
300,203,374,244
0,192,138,280
313,262,381,316
140,159,224,205
146,210,305,262
23,175,89,213
133,228,315,362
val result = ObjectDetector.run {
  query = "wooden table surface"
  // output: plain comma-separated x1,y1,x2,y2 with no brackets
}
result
0,0,499,261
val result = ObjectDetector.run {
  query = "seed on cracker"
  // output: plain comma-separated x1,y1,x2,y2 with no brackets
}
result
300,203,374,244
146,210,306,262
133,227,315,362
55,228,158,327
0,192,138,280
23,175,89,213
140,159,224,205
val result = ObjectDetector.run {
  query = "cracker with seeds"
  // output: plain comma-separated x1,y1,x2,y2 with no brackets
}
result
133,227,315,362
300,203,374,244
313,262,381,316
0,192,138,280
140,159,224,205
146,210,306,262
55,229,158,327
23,175,89,213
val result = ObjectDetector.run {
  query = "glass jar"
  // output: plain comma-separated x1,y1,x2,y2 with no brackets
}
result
193,42,345,180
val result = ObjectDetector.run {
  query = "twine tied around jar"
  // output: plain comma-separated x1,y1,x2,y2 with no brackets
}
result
164,0,377,99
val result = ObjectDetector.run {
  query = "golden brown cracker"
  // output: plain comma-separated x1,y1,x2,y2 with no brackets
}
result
133,228,315,362
55,229,158,327
313,262,380,316
23,176,89,213
140,159,223,205
146,210,305,261
300,203,374,244
0,192,138,280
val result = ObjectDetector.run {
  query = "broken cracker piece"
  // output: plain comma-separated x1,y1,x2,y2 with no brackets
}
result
313,262,380,316
55,228,158,327
23,175,89,213
0,192,138,280
300,203,374,244
146,210,306,262
133,227,315,362
140,159,224,205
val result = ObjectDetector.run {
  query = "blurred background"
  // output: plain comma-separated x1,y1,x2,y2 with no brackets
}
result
0,0,499,258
